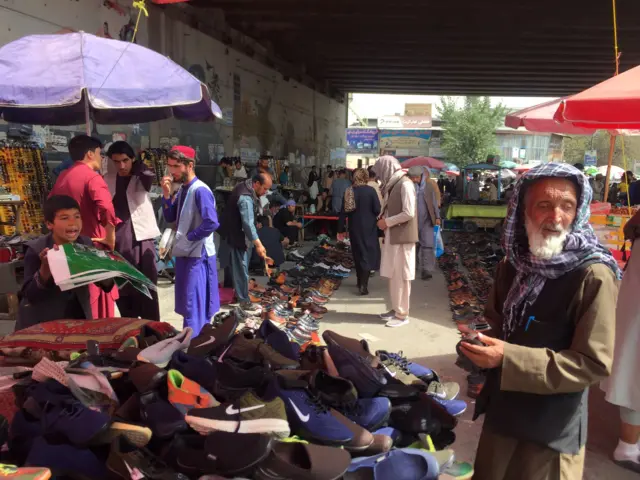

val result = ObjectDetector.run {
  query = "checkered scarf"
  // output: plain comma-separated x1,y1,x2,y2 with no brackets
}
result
501,163,621,339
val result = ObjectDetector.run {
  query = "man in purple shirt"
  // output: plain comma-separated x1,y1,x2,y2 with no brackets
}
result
161,146,219,334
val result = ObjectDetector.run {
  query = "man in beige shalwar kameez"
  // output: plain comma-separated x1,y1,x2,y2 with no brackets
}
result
372,156,418,328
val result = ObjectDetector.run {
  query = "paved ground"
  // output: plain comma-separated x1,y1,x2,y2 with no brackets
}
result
157,264,637,479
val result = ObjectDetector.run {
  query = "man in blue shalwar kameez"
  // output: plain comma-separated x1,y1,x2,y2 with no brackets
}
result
161,146,220,335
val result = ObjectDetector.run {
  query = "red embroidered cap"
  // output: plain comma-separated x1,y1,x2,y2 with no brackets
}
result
170,145,195,161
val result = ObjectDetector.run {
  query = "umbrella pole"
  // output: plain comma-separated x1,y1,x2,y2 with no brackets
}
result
84,93,91,136
603,134,616,203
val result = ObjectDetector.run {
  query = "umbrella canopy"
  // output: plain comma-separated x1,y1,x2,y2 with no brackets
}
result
401,156,446,169
443,162,459,172
506,98,597,135
498,160,518,169
513,164,533,172
585,166,599,176
445,170,459,176
0,32,222,125
553,65,640,130
597,165,625,180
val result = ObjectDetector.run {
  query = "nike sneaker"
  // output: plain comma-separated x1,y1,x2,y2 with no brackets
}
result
341,397,392,431
107,436,188,480
187,314,239,358
376,351,429,389
376,350,438,383
185,378,290,438
167,369,219,415
323,333,386,398
426,380,460,401
0,464,51,480
275,374,354,447
227,331,299,370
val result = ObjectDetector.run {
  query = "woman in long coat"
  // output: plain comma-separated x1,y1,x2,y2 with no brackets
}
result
339,169,381,295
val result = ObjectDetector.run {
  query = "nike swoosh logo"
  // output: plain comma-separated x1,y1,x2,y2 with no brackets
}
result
196,336,216,348
288,398,310,422
124,461,145,480
225,404,265,415
217,344,232,363
382,365,397,378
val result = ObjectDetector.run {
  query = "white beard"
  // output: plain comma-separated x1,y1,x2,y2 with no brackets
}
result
525,215,569,260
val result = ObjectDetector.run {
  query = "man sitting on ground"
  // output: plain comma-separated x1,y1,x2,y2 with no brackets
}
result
461,163,619,480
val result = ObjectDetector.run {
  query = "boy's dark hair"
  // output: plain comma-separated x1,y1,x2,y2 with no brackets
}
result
68,135,103,162
107,141,135,159
44,195,80,223
257,215,269,226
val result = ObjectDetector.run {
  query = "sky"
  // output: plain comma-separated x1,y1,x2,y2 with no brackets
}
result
348,93,556,125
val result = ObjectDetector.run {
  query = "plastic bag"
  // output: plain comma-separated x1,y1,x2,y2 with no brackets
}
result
434,225,444,258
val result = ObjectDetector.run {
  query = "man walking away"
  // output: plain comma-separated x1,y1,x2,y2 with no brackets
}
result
330,170,351,213
218,174,271,309
408,167,440,281
161,146,220,335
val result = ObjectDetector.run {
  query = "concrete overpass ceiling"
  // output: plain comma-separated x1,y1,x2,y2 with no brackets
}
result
181,0,640,96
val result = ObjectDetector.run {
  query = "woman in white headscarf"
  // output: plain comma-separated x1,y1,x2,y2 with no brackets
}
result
372,156,418,327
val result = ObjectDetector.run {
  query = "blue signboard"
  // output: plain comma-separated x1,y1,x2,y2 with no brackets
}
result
346,128,379,153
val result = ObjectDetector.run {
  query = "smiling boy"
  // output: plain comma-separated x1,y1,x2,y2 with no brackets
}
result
17,195,114,330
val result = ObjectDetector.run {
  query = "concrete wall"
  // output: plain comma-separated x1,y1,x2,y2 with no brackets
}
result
0,0,346,170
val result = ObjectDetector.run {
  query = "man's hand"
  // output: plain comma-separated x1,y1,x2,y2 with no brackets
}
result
161,176,173,199
254,240,267,259
92,224,116,251
377,218,388,230
435,219,441,226
459,333,505,369
39,247,51,281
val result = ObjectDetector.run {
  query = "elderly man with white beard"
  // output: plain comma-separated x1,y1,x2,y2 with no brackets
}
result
460,163,620,480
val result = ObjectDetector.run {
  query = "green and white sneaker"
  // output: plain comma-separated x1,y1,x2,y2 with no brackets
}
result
185,380,290,438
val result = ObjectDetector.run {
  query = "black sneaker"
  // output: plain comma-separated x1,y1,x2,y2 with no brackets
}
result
107,436,188,479
185,379,290,438
187,313,239,358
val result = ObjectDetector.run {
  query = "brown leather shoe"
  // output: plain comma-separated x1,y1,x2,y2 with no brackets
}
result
298,302,328,315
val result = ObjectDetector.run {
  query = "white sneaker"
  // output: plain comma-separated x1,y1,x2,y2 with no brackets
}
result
314,263,331,270
386,318,410,328
335,265,351,272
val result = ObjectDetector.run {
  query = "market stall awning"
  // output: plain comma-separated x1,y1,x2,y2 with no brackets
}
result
401,156,446,169
553,65,640,130
0,32,222,125
505,98,597,135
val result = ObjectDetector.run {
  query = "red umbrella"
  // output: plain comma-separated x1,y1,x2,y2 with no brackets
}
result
554,65,640,129
401,156,445,169
505,98,597,135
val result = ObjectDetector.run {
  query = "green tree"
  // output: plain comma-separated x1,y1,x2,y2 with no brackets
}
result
563,132,640,169
438,96,508,167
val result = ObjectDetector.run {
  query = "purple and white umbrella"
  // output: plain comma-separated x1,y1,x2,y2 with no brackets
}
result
0,32,222,126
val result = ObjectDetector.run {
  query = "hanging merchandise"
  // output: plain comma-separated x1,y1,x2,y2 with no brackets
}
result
139,148,169,185
0,143,50,235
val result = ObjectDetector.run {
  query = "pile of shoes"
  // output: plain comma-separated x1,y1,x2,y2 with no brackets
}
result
1,316,474,479
439,233,506,400
233,241,353,348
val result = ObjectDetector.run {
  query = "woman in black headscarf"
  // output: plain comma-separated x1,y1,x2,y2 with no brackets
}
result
339,168,381,295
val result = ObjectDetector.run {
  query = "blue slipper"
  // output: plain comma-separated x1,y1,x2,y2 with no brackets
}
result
345,448,440,480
